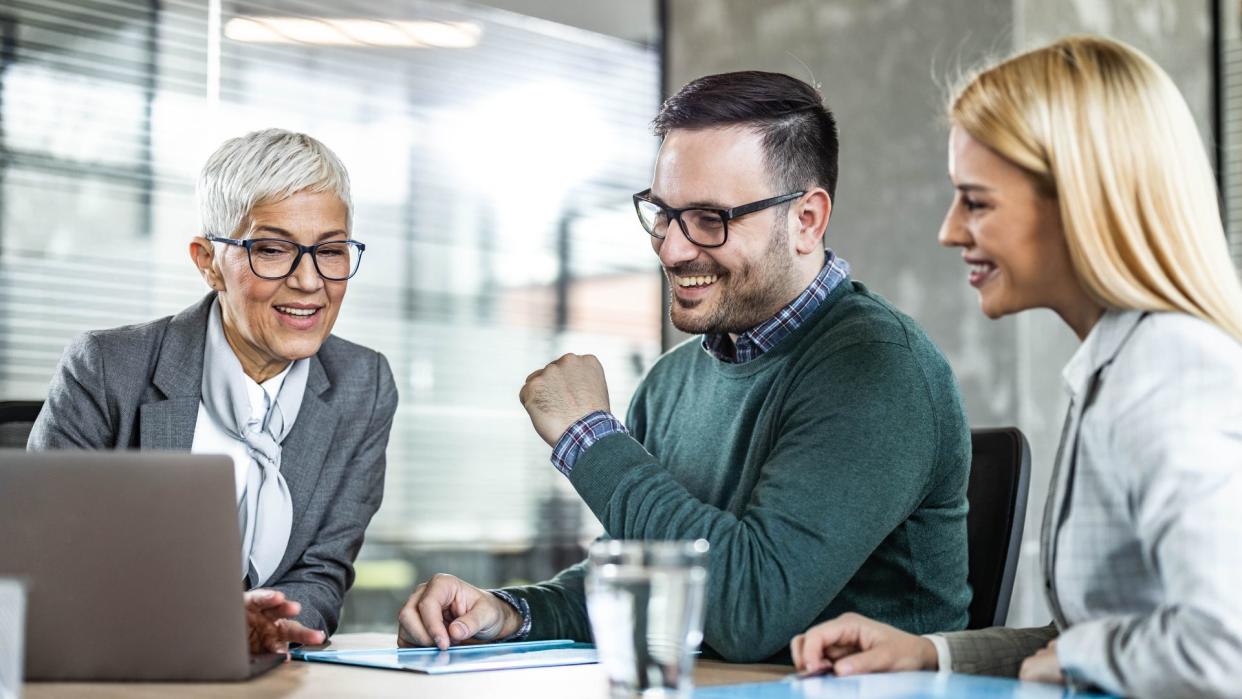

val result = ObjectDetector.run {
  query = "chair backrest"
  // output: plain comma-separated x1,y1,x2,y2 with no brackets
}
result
0,401,44,449
965,427,1031,630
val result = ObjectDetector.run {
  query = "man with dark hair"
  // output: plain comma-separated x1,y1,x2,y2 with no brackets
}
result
398,71,971,663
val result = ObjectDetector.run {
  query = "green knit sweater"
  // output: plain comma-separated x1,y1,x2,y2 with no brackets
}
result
506,279,971,663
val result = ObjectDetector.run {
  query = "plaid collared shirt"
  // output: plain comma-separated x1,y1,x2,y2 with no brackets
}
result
702,251,850,363
549,251,851,477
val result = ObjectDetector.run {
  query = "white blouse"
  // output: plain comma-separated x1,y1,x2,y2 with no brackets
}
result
189,362,293,577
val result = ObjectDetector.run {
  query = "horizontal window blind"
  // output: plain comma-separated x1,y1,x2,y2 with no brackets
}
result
1225,0,1242,272
0,0,661,548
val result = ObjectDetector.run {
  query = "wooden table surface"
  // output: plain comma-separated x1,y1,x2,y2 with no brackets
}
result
24,632,790,698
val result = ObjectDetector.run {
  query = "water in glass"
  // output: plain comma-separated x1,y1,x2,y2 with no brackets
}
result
586,540,708,698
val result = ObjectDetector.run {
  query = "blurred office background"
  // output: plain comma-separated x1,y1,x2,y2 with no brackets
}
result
1,0,1237,633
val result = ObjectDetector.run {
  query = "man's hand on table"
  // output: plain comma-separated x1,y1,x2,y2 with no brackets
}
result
397,574,523,650
244,588,325,655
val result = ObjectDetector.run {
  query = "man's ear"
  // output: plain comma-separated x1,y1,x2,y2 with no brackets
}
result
793,188,832,255
190,236,226,292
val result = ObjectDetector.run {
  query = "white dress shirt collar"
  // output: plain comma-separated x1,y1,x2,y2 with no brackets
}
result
1061,308,1147,400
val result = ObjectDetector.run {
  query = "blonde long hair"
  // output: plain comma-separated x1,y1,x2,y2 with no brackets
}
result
951,35,1242,342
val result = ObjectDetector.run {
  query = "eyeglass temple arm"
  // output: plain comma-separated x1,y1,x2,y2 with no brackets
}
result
724,192,805,219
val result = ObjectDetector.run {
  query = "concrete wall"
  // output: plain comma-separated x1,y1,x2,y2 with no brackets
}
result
664,0,1212,628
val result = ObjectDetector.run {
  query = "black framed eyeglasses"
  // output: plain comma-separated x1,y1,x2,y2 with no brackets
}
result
632,189,805,248
207,235,366,281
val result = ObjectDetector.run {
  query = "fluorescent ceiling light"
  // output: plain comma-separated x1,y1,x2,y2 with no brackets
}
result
224,17,482,48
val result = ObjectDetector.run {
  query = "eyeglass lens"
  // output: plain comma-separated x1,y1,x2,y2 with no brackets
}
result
250,240,360,280
635,199,727,247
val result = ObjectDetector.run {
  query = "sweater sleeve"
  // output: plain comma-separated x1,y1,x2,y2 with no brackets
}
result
498,561,593,643
558,341,944,662
496,373,655,643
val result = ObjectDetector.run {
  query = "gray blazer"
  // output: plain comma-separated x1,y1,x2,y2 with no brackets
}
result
941,310,1242,698
28,293,399,634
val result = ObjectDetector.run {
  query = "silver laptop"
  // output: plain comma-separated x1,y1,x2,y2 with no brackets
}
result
0,450,283,681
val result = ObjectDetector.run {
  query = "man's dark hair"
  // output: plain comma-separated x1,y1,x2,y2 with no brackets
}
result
652,71,839,201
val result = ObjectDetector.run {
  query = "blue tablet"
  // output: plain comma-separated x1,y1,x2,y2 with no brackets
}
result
291,640,598,674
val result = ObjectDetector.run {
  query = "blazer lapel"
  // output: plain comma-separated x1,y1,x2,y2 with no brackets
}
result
1040,407,1073,580
1041,310,1150,626
141,294,214,450
278,355,338,539
1040,394,1087,628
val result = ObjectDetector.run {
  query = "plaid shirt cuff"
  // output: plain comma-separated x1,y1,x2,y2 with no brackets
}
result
550,410,628,477
489,590,532,642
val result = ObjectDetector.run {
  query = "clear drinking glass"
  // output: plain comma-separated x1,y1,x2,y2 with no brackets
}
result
0,579,25,699
585,539,709,698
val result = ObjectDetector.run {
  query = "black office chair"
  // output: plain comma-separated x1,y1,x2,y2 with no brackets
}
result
965,427,1031,630
0,400,44,449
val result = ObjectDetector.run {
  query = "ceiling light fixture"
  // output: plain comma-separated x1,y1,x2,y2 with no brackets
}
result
224,17,483,48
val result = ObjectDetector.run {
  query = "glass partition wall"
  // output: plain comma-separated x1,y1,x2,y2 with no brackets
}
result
0,0,660,630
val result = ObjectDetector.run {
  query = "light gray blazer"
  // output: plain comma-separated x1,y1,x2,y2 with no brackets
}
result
28,293,399,635
941,310,1242,698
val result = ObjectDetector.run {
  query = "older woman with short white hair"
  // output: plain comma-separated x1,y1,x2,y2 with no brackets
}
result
30,128,397,653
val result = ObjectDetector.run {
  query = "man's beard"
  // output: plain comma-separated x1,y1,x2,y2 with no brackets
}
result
668,221,799,335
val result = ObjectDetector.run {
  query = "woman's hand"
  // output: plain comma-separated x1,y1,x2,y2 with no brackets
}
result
791,612,939,677
1018,641,1064,684
244,588,326,654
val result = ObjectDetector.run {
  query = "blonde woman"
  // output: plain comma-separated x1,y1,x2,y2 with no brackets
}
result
790,36,1242,698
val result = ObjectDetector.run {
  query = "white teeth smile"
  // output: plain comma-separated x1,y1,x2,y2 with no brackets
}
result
275,305,317,317
676,274,719,288
969,262,995,275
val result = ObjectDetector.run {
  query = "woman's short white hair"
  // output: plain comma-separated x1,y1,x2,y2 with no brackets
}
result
197,128,352,237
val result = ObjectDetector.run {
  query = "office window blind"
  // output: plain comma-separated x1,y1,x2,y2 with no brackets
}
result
0,0,661,550
1224,0,1242,272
